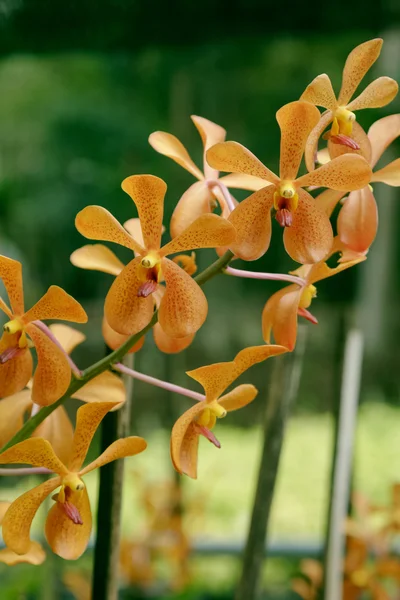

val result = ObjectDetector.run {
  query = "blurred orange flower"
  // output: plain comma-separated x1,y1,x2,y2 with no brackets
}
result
0,256,87,406
0,501,46,566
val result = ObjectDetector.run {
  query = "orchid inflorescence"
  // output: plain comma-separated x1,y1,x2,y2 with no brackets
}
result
0,38,397,565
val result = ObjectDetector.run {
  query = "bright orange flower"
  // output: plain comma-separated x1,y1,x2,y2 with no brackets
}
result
0,501,46,566
0,324,126,463
0,402,147,560
206,101,372,264
262,240,366,351
75,175,236,338
171,344,287,478
0,256,87,405
149,115,266,238
301,39,398,170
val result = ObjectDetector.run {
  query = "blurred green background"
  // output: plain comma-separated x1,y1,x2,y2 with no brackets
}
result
0,1,400,598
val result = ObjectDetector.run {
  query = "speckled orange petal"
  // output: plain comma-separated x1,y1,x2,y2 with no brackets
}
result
80,437,147,475
45,485,92,560
227,185,274,261
72,371,126,406
148,131,204,180
187,361,237,402
102,316,145,354
218,384,258,412
153,322,194,354
277,101,321,180
347,77,398,111
368,114,400,168
0,255,24,316
315,188,346,217
296,154,372,191
121,175,167,251
170,181,213,239
219,173,268,191
206,141,279,184
300,74,337,110
32,406,74,465
70,244,124,276
0,390,32,447
49,323,85,355
0,540,46,566
338,39,383,106
161,213,236,257
233,344,288,376
262,286,302,351
67,401,121,472
304,110,333,171
170,403,204,478
27,324,72,407
0,436,68,473
191,115,226,180
327,121,372,164
337,187,378,253
158,258,207,338
75,206,143,254
307,254,366,285
0,334,32,398
0,297,12,318
22,286,88,325
283,189,333,264
371,158,400,186
104,257,154,336
2,477,61,555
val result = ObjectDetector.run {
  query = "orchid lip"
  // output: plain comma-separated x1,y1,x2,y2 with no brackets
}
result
194,424,221,448
137,280,158,298
0,345,26,364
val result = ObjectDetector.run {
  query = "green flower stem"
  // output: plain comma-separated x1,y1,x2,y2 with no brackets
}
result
0,250,234,454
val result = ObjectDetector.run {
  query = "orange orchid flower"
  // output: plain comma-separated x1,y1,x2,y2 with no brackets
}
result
262,241,366,351
75,174,236,338
206,101,372,264
0,256,87,406
0,324,126,463
0,501,46,566
292,559,323,600
149,115,266,238
301,38,398,170
0,402,147,560
171,344,287,478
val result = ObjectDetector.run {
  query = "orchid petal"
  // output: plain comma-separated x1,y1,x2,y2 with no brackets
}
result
304,111,334,171
206,141,279,184
0,390,32,448
347,77,398,111
0,255,24,316
104,257,154,336
227,185,274,261
170,181,213,239
218,384,258,412
170,403,204,479
72,371,126,406
27,324,72,407
48,323,85,355
219,173,268,191
123,218,145,249
45,486,92,560
80,437,147,476
283,189,333,264
102,316,145,354
70,244,124,276
233,344,288,376
75,206,144,254
277,101,321,180
0,541,46,566
315,188,346,217
32,406,74,465
0,437,67,473
338,187,378,253
161,213,236,257
327,121,372,164
0,333,32,398
296,154,372,191
308,255,367,285
300,74,337,110
153,322,194,354
338,38,383,105
262,286,302,351
158,258,207,338
191,115,226,180
2,477,61,555
121,175,167,250
22,286,87,325
187,361,237,402
371,158,400,186
67,401,121,472
148,131,204,180
368,114,400,168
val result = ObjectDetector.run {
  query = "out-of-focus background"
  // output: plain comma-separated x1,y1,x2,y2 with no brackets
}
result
0,1,400,598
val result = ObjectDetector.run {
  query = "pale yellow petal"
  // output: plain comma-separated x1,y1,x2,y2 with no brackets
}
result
32,406,74,465
70,244,124,276
0,390,32,447
304,111,333,171
148,131,204,180
48,323,86,356
206,141,279,184
218,384,258,412
191,115,226,180
170,181,213,239
296,154,372,191
73,371,126,406
300,73,337,110
219,173,268,191
368,114,400,168
371,158,400,186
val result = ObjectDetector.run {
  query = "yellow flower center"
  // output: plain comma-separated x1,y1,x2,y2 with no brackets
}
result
273,182,299,228
3,319,29,349
141,251,161,270
62,473,85,494
196,401,227,430
350,568,370,588
299,284,317,310
332,107,356,137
